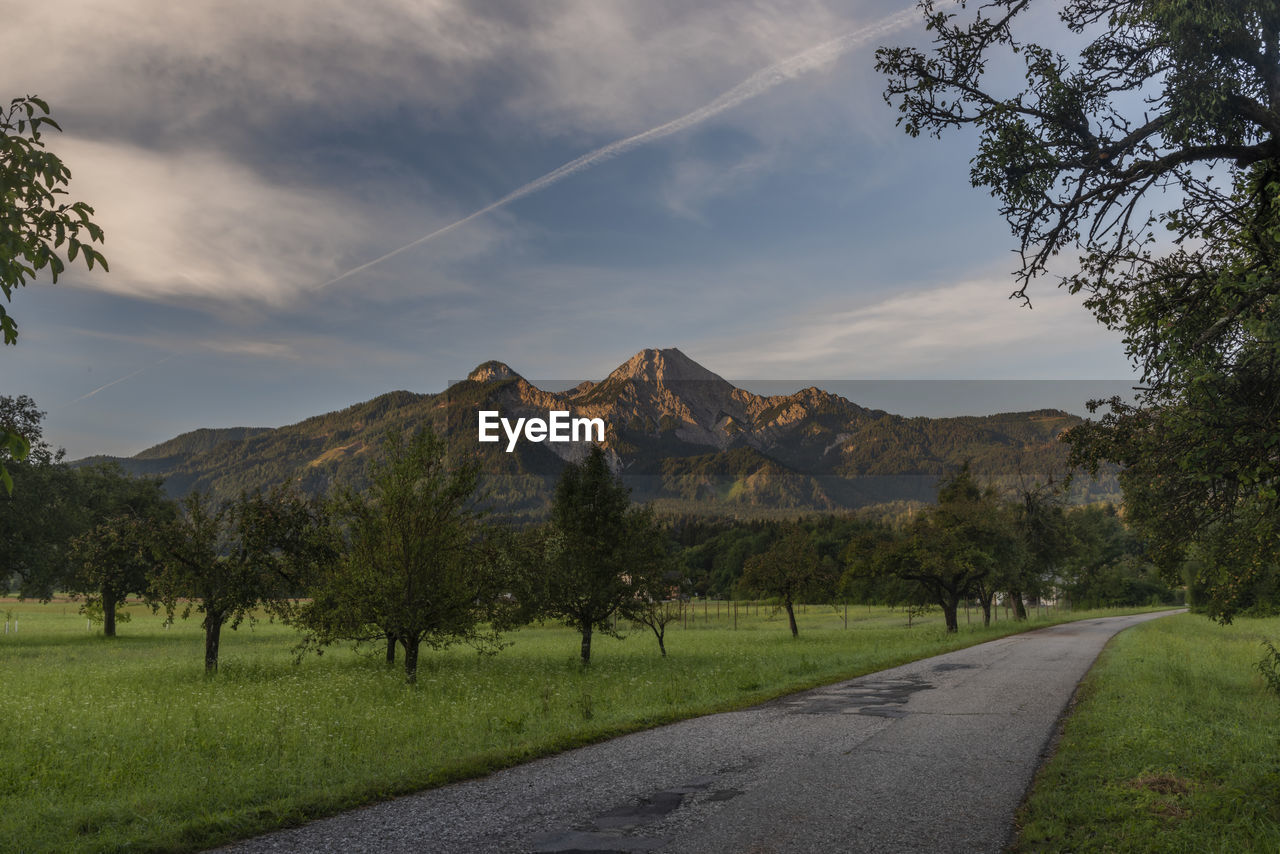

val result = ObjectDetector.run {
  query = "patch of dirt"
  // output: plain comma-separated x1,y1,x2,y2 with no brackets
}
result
1127,774,1193,795
1150,800,1190,819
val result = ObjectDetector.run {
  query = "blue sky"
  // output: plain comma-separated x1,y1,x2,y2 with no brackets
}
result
2,0,1135,458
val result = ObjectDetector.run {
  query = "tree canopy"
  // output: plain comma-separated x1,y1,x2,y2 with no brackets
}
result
2,97,106,492
151,487,327,673
536,446,671,664
297,429,512,684
879,0,1280,619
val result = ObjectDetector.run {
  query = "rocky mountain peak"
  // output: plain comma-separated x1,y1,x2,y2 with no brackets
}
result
606,348,733,389
467,360,520,384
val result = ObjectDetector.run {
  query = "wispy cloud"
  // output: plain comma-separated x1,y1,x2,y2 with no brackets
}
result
50,138,370,304
317,5,923,289
699,278,1133,379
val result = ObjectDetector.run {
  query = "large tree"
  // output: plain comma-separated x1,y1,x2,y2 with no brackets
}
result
65,463,174,637
297,429,511,684
536,446,669,665
152,486,327,673
859,466,1021,631
878,0,1280,620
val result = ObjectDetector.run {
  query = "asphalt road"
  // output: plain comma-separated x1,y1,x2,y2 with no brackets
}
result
217,610,1182,854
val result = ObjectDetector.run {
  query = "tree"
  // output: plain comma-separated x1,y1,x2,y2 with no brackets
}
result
152,486,326,673
536,446,668,665
860,466,1020,631
296,429,511,684
0,395,75,594
878,1,1280,620
65,464,174,637
67,515,157,637
627,540,685,657
740,525,832,638
2,96,107,346
2,97,107,493
1009,476,1071,619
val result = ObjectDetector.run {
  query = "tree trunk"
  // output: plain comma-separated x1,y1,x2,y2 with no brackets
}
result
102,588,117,638
385,633,397,665
204,614,223,673
941,599,959,633
580,621,593,665
980,595,993,627
1009,589,1028,620
403,638,420,684
784,599,798,638
657,627,667,657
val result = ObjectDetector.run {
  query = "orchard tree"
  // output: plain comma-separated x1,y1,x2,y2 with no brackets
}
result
879,1,1280,620
297,429,512,684
740,525,832,638
536,446,670,665
65,464,174,637
152,486,328,673
861,466,1020,631
1010,477,1071,619
626,534,685,657
68,515,158,637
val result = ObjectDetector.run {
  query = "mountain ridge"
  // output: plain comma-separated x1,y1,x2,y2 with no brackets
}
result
77,348,1113,514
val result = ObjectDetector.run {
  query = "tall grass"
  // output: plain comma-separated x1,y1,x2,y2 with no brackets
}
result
1014,612,1280,853
0,599,1151,853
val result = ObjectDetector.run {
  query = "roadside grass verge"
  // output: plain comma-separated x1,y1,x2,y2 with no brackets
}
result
1,600,1159,853
1014,612,1280,853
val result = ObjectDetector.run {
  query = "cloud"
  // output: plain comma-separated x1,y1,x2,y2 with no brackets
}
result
48,137,367,304
316,4,923,288
699,278,1133,379
2,1,878,139
660,150,777,221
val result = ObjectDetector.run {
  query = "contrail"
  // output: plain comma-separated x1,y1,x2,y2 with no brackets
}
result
64,355,174,406
317,5,922,290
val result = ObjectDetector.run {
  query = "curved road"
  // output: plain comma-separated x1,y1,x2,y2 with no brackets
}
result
218,610,1182,854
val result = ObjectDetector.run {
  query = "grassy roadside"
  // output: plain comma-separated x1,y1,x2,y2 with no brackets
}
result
2,601,1160,853
1013,612,1280,853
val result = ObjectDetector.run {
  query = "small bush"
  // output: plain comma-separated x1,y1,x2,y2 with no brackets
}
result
1257,639,1280,697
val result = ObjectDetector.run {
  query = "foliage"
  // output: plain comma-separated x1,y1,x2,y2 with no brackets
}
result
296,428,512,683
878,0,1280,621
1257,639,1280,699
1009,477,1070,618
151,486,327,672
67,513,163,638
630,596,685,657
0,427,26,495
0,395,76,595
0,96,97,522
534,446,672,664
853,465,1023,631
739,525,836,637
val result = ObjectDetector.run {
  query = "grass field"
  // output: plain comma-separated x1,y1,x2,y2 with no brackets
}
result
2,599,1155,853
1014,612,1280,853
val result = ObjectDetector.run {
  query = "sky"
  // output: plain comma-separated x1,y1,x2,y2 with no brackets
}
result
2,0,1137,459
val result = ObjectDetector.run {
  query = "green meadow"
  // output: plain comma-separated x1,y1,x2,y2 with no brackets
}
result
3,599,1155,853
1014,612,1280,853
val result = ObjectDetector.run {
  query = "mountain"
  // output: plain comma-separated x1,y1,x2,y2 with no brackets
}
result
79,348,1116,515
